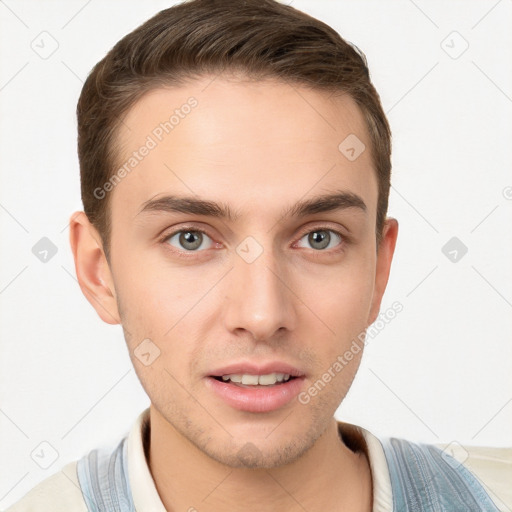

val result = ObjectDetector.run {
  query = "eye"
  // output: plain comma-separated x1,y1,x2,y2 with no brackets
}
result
296,228,343,251
164,229,214,252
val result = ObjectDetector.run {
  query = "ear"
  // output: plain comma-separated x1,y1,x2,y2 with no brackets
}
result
69,211,121,325
367,218,399,325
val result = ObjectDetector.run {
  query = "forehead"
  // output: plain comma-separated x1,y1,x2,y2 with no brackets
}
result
110,76,377,225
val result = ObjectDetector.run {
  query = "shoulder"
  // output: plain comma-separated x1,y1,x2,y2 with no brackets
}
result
435,442,512,512
382,437,511,512
5,461,87,512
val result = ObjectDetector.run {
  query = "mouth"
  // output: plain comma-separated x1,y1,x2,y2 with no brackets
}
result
205,363,306,413
211,372,297,387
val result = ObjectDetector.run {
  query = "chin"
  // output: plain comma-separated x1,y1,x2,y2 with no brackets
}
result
203,437,313,469
190,418,323,469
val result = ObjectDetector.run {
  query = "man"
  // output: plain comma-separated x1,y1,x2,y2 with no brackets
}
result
7,0,510,510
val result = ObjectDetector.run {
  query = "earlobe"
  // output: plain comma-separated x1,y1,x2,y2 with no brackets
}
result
69,211,121,325
368,218,399,325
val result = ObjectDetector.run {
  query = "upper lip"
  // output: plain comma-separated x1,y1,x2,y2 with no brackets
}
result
209,361,306,378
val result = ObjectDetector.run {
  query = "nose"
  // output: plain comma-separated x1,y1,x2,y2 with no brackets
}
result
222,242,297,343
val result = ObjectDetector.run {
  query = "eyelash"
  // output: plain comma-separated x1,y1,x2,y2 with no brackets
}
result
159,224,347,258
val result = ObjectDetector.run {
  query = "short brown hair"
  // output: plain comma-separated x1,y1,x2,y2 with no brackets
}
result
77,0,391,262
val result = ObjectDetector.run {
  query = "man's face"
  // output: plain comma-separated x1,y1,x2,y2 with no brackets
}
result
95,76,394,468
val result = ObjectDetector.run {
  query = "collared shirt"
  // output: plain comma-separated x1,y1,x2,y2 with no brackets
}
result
6,407,512,511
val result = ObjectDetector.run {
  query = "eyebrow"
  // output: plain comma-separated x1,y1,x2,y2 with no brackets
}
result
137,190,367,222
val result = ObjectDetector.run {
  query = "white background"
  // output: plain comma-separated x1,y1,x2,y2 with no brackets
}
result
1,0,511,508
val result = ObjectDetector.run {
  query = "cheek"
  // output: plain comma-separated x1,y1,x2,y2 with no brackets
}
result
113,255,213,375
112,267,178,355
112,245,180,313
300,257,376,337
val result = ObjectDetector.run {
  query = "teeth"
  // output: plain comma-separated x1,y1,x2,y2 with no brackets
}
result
241,374,259,385
258,373,278,385
220,373,292,386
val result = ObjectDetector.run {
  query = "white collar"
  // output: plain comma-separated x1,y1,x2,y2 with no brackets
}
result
127,408,393,512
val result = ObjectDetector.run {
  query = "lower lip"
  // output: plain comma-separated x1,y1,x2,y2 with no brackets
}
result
205,376,305,413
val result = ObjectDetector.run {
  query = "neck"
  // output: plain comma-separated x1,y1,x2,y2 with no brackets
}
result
147,406,372,512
